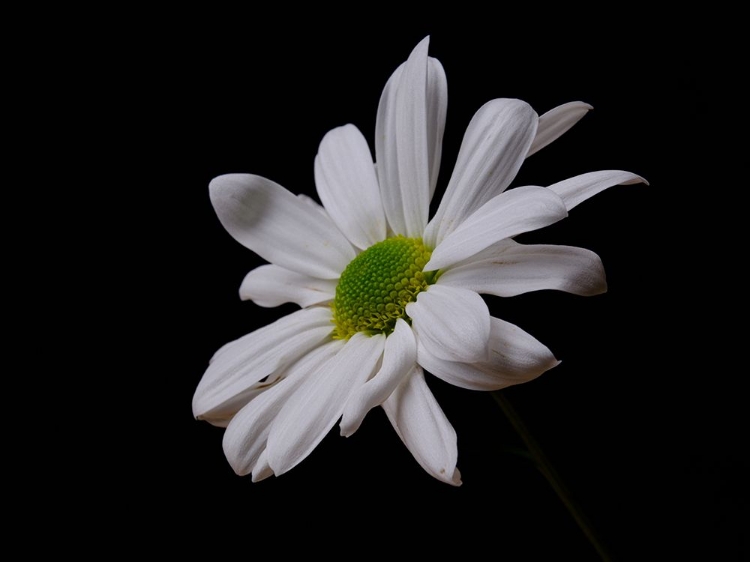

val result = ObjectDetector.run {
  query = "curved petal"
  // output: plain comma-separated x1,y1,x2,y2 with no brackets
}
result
314,124,386,249
438,242,607,297
527,101,593,157
266,332,385,476
382,368,461,486
374,63,404,232
418,316,560,391
239,264,336,308
424,98,539,247
375,36,444,237
340,319,417,437
209,174,355,279
406,284,490,363
426,56,448,199
548,170,648,211
425,186,568,271
222,341,342,477
192,307,333,424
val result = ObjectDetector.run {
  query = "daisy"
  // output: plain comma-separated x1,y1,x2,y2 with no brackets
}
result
192,36,646,485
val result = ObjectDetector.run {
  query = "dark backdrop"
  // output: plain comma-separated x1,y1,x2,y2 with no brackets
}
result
109,14,745,561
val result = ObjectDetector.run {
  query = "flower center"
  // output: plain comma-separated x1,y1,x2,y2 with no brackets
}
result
332,236,436,339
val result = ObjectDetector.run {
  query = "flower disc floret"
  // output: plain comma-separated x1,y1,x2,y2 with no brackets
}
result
332,236,435,339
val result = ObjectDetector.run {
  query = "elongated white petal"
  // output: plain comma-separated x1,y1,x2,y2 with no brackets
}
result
438,242,607,297
314,124,386,249
266,333,385,476
375,63,404,233
527,101,593,157
239,264,336,308
426,56,448,199
395,36,431,234
418,316,560,391
375,37,443,237
426,186,568,271
406,284,490,363
209,174,355,279
340,319,416,437
382,368,461,486
548,170,648,211
192,307,333,424
424,98,539,247
222,341,341,476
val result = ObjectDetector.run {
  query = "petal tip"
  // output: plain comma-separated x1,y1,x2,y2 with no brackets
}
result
623,173,649,187
208,173,251,197
446,467,462,486
251,464,274,482
191,392,207,420
339,420,357,438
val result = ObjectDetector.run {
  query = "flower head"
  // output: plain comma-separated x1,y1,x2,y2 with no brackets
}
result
192,36,646,485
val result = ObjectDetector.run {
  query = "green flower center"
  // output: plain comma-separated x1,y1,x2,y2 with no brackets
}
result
332,236,436,339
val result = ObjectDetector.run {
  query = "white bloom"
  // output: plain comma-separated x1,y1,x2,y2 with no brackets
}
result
192,36,646,485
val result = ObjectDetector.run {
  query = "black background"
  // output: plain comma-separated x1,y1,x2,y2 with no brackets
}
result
88,12,745,561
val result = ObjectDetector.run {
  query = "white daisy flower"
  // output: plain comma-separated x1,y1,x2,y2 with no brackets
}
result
192,36,646,486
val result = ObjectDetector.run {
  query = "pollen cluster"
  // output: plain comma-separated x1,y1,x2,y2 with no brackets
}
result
332,236,436,339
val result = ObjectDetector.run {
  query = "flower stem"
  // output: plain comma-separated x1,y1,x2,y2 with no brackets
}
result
491,391,615,562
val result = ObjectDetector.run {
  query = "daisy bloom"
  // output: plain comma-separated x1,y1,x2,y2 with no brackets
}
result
192,36,646,485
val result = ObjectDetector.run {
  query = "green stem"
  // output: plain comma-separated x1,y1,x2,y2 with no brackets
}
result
491,391,615,562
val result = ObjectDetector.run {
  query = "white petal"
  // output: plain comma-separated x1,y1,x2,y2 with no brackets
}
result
239,264,336,308
527,101,593,157
406,284,490,363
198,382,275,429
296,193,331,220
418,316,560,391
426,186,568,271
192,307,333,424
209,174,355,279
251,450,273,482
340,319,417,437
382,368,461,486
424,98,539,247
314,124,386,249
374,63,404,233
438,241,607,297
266,333,385,476
375,37,439,237
426,56,448,199
548,170,648,211
221,341,341,476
